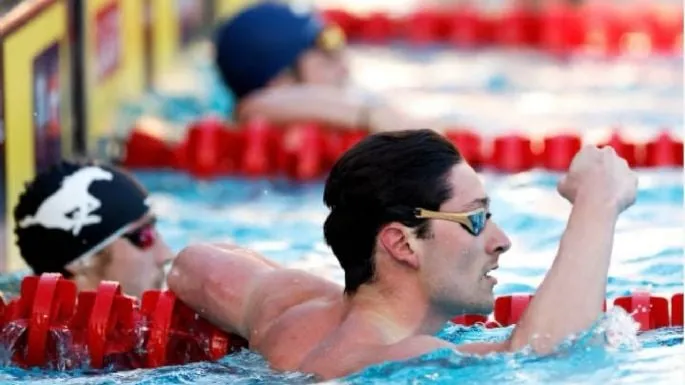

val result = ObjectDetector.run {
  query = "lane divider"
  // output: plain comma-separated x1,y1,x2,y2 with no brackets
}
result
122,117,683,180
319,2,682,56
470,292,683,331
0,274,680,371
0,273,248,371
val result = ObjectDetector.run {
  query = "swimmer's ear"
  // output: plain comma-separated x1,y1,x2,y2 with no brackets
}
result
378,223,420,269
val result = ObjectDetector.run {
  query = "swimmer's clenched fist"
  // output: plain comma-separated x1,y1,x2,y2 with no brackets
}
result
557,145,638,212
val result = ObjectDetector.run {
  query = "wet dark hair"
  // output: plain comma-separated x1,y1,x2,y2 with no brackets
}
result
323,129,463,294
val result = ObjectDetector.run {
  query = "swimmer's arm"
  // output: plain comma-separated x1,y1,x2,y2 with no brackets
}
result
505,192,619,354
238,86,427,133
167,243,281,337
168,242,341,341
239,86,364,129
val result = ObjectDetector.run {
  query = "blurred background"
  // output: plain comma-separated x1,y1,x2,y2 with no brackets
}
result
0,0,681,285
0,0,682,383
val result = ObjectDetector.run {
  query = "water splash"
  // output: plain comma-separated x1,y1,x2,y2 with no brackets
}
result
335,306,650,385
48,327,90,372
596,306,642,352
0,321,28,366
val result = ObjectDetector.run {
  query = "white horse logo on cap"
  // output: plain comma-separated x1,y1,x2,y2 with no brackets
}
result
18,166,114,235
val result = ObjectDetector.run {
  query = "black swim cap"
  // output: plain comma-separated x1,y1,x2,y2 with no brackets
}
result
13,160,150,275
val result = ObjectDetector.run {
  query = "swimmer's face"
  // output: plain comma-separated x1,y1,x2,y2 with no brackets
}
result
106,215,173,297
416,163,511,316
74,215,174,297
297,47,349,87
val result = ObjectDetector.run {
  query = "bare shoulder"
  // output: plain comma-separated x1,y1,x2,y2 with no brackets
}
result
301,336,454,380
301,334,510,380
169,242,341,340
246,268,343,333
178,241,342,303
253,268,342,304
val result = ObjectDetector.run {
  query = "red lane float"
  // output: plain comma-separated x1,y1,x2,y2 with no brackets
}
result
402,9,445,45
0,274,681,372
80,283,140,369
671,293,683,327
444,4,487,48
321,9,360,40
644,132,683,168
581,2,626,55
142,291,175,368
320,2,682,55
493,294,533,327
539,0,584,55
26,274,74,366
450,293,679,331
1,273,248,371
451,314,487,327
185,117,226,179
445,129,483,168
122,117,683,179
626,4,683,55
542,133,582,171
123,128,174,169
87,281,124,368
359,12,396,43
496,0,539,48
613,292,670,331
599,132,639,167
489,135,535,173
276,123,325,181
241,118,274,177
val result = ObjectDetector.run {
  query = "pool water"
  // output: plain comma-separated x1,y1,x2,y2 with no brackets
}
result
1,23,684,385
1,168,682,384
140,169,684,300
113,43,683,145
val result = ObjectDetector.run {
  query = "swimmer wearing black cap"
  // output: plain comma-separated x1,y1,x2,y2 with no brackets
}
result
13,160,174,298
169,130,638,380
214,2,427,133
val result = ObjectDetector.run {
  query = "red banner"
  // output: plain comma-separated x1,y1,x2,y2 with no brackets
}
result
95,1,121,82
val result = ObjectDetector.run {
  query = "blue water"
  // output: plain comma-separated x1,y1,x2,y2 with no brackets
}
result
1,37,684,384
1,169,682,384
140,169,684,300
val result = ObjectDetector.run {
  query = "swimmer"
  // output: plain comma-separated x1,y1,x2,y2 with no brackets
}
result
14,160,174,298
168,129,638,379
213,2,426,133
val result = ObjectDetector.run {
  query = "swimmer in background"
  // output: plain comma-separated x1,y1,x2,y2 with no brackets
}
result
168,129,638,380
213,1,428,133
13,160,174,298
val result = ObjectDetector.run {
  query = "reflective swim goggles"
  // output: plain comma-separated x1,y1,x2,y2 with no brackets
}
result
414,207,491,236
65,216,158,272
122,217,158,250
316,23,346,52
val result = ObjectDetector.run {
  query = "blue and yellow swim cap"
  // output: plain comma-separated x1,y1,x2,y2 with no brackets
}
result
214,2,344,100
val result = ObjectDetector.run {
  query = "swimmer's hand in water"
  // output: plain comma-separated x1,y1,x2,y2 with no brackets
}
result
557,145,638,213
